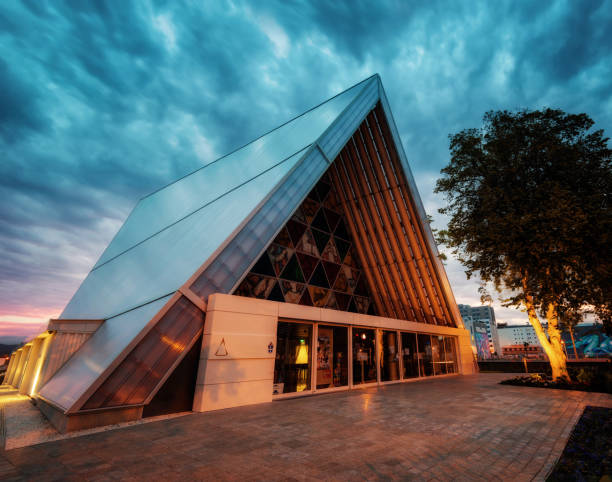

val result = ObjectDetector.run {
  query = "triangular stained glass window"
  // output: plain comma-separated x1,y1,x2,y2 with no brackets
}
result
296,252,318,283
334,237,350,264
311,229,330,255
354,296,369,314
281,281,305,304
321,238,341,264
325,291,338,310
309,262,329,288
234,168,379,316
324,187,340,211
279,254,304,283
343,247,359,268
306,187,320,203
354,274,370,297
311,209,330,233
267,282,285,302
299,288,313,306
272,227,293,248
301,197,319,224
334,218,350,240
334,265,357,294
322,261,340,287
291,207,307,224
309,286,330,307
286,220,307,246
296,228,319,257
234,278,252,298
335,292,351,311
268,244,294,277
236,274,275,299
315,181,331,203
333,268,348,293
251,253,275,277
323,208,340,232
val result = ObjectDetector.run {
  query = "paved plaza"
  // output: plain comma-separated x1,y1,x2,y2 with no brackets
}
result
2,373,611,481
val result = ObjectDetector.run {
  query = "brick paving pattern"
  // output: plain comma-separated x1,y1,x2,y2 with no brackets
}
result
2,373,611,481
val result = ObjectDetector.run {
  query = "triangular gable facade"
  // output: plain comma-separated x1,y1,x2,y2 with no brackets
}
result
35,75,464,425
234,172,380,315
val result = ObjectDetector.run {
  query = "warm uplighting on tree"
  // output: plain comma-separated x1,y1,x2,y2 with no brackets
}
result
435,108,612,381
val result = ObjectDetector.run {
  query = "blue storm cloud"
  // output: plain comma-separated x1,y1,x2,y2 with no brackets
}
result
1,0,611,324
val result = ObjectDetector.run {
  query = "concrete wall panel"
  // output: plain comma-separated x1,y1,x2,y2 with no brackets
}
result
194,294,277,412
196,358,274,385
195,294,475,413
194,379,272,412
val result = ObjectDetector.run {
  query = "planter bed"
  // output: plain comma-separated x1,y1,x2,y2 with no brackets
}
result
500,367,612,395
547,406,612,481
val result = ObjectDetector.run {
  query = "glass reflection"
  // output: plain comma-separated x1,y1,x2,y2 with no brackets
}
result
401,332,419,378
444,336,457,373
274,322,312,394
352,328,377,384
431,336,445,375
316,325,349,389
380,330,400,381
417,334,433,376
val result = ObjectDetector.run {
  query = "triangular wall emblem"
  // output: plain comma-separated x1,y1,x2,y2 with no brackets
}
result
215,338,229,357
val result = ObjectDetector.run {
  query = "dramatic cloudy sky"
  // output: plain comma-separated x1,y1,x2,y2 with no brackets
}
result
1,1,611,342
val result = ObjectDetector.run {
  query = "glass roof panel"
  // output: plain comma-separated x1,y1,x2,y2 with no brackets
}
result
61,148,305,320
39,294,172,411
95,78,373,268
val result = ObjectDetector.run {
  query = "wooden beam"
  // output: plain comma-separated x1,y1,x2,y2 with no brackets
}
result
371,107,452,325
330,159,391,317
356,123,432,323
363,114,448,323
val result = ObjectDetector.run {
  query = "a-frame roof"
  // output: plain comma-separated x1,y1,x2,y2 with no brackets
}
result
40,74,462,413
61,75,374,320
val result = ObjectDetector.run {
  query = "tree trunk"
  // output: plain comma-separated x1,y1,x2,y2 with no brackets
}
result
521,280,570,380
545,303,570,380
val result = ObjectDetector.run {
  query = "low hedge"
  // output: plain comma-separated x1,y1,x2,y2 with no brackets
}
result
500,366,612,394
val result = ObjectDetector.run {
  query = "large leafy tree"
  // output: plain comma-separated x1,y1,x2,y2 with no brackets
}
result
435,109,611,380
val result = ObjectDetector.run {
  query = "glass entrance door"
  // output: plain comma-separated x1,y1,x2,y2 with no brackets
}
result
273,322,313,395
380,330,400,381
401,332,419,378
417,334,433,376
431,335,445,375
316,325,348,389
444,337,458,373
352,328,377,385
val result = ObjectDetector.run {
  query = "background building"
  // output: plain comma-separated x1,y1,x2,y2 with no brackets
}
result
498,322,612,359
458,304,500,357
472,321,491,359
502,344,545,359
498,323,544,348
561,323,612,359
